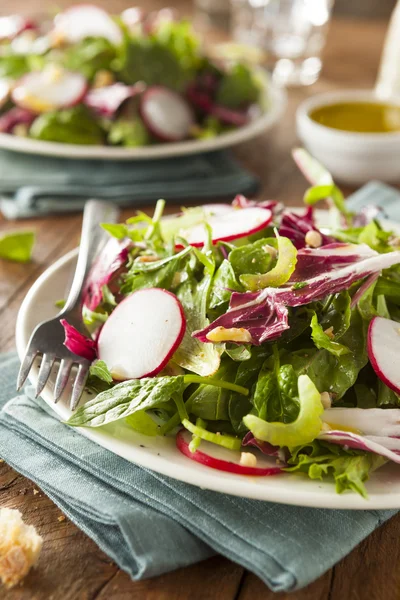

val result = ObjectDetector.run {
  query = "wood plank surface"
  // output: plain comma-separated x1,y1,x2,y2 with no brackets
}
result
0,3,399,599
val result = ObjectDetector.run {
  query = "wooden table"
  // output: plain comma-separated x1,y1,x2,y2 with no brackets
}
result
0,8,398,599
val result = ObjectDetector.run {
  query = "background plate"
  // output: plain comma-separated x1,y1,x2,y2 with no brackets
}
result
0,77,285,160
15,210,400,509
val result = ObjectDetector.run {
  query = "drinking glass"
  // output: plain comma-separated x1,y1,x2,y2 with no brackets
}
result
230,0,334,86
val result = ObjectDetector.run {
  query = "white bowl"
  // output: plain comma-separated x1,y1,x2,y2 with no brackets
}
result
296,89,400,185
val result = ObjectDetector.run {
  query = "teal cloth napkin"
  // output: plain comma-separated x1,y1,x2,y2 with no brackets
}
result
1,182,399,592
0,149,259,219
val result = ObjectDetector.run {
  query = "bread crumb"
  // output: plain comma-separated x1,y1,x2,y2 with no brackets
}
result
206,326,252,343
0,508,42,589
57,515,66,523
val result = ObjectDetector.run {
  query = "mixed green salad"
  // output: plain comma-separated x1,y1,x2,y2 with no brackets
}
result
0,6,264,146
60,150,400,498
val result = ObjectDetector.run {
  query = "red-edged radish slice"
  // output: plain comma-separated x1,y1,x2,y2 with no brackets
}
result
0,15,36,41
85,82,145,117
180,207,273,247
202,203,235,217
120,7,145,32
140,86,195,142
12,67,88,113
368,316,400,394
97,288,186,380
176,429,283,476
53,5,123,45
0,80,10,111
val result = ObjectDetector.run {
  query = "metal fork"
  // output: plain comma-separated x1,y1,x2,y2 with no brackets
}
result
17,199,119,410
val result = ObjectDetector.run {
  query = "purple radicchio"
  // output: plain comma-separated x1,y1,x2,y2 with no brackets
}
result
232,194,283,215
279,207,333,249
242,431,287,462
0,107,36,134
83,237,131,311
60,319,97,361
194,293,289,345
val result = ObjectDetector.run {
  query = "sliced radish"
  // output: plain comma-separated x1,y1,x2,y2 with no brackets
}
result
120,7,145,31
0,80,10,111
140,86,195,142
53,5,123,45
12,67,88,113
85,82,145,117
180,207,273,247
176,429,283,476
0,15,36,41
202,203,235,217
368,316,400,394
97,288,186,380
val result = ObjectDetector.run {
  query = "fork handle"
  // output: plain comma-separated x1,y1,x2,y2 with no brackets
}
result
61,200,120,314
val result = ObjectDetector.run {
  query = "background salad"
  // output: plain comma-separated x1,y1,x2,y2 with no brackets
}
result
59,150,400,499
0,6,264,146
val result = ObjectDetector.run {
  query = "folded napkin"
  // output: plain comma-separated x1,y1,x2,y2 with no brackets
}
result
0,149,259,219
1,182,399,592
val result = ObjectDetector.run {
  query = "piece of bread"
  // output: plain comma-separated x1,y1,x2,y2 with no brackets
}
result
0,508,43,588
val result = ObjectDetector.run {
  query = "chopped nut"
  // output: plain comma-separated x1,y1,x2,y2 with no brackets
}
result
206,326,252,344
305,230,323,248
240,452,257,467
13,124,29,138
320,391,332,409
323,326,334,340
32,490,39,496
93,69,114,88
137,255,159,263
0,459,4,463
57,515,66,523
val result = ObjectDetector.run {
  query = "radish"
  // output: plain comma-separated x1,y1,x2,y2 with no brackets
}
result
176,429,283,476
0,15,36,41
85,82,146,118
180,207,273,247
53,5,123,45
0,80,10,110
12,67,88,113
97,288,186,380
368,316,400,394
140,86,195,142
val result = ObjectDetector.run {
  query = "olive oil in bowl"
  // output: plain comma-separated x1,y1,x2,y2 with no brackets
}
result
310,101,400,133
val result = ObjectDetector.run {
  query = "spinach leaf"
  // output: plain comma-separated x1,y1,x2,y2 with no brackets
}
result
209,259,242,309
68,376,184,427
310,313,350,357
30,105,104,145
189,361,237,420
229,238,273,278
253,361,300,423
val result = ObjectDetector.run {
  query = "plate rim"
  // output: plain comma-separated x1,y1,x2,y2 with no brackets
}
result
0,79,286,161
15,210,400,509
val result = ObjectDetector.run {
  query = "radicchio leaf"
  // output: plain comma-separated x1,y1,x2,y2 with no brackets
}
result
242,431,286,461
0,107,36,133
279,207,333,249
319,430,400,464
60,319,97,361
83,238,131,311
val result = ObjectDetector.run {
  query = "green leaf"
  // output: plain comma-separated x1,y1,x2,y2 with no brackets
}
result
108,118,150,147
244,374,323,447
319,292,351,339
358,220,392,253
209,260,242,309
173,275,222,377
182,418,241,450
67,376,185,427
89,360,113,384
304,183,351,219
216,63,260,109
240,233,297,291
188,361,237,421
310,313,351,357
101,223,129,239
286,440,386,498
0,231,35,263
101,284,116,306
30,105,104,145
377,379,400,407
225,345,252,362
125,410,159,436
62,37,119,80
229,238,273,278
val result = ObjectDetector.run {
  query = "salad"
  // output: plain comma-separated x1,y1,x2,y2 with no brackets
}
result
0,6,264,146
61,149,400,499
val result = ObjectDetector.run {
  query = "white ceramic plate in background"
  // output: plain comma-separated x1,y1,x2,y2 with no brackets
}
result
15,210,400,509
0,78,285,160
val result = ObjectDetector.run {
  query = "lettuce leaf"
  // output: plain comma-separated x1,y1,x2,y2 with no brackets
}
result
30,105,104,145
0,231,34,263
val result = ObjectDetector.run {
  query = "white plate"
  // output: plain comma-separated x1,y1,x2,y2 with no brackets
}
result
15,210,400,509
0,77,285,160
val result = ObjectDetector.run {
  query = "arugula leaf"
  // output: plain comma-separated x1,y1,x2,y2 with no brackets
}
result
310,313,350,357
68,376,185,427
122,247,190,294
0,54,30,78
377,379,400,407
216,63,260,109
0,231,35,263
209,259,242,309
318,292,351,339
89,360,113,384
286,440,386,498
173,274,222,376
108,117,150,147
358,220,391,253
229,238,273,278
188,361,237,421
225,345,252,362
62,37,119,80
240,234,297,290
304,183,351,222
